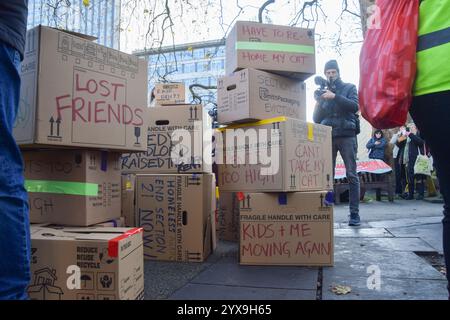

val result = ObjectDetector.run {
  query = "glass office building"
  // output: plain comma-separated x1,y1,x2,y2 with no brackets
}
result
27,0,121,49
134,39,226,107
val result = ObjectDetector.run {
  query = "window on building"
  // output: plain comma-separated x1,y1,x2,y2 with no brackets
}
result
183,50,193,60
197,62,210,73
175,51,183,62
197,77,210,86
157,66,166,76
217,46,226,57
183,62,196,74
209,77,217,87
193,48,204,59
164,53,174,63
211,59,224,72
150,54,159,64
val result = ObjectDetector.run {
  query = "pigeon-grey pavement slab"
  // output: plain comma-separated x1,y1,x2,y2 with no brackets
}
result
335,236,436,252
324,248,445,280
169,283,317,300
388,223,443,253
144,260,212,299
189,259,319,290
334,228,393,238
322,276,448,300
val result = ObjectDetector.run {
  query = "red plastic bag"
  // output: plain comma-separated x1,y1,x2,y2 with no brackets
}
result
359,0,419,129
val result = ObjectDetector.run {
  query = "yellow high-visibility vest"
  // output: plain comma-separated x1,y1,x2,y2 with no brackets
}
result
413,0,450,96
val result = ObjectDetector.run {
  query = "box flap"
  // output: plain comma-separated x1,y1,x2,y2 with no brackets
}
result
43,25,98,41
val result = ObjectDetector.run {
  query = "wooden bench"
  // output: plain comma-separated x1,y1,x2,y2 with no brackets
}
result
334,172,395,204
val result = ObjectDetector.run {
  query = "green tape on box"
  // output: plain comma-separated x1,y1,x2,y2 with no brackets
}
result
236,41,314,54
25,180,99,196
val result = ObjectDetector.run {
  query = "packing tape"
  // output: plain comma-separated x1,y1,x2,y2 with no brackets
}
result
325,191,335,206
126,181,133,190
25,180,99,196
216,116,287,132
236,41,315,55
278,193,288,205
101,151,108,172
108,228,143,258
307,123,314,141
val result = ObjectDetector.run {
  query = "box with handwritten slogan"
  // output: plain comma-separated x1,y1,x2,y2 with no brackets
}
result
239,191,334,266
135,173,216,262
226,21,316,80
121,104,213,174
14,25,148,152
217,117,333,192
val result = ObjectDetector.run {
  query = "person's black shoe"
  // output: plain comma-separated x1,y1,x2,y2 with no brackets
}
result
416,194,424,200
348,213,361,226
405,195,414,200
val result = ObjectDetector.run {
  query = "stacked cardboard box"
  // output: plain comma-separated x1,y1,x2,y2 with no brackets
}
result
152,83,186,106
121,104,217,262
16,25,148,227
15,26,148,299
28,225,144,300
215,21,334,266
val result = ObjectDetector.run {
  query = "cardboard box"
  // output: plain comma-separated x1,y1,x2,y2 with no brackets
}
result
153,83,185,105
23,150,121,226
217,69,306,124
226,21,315,80
239,191,334,266
93,217,125,228
217,192,240,242
217,117,333,192
28,225,144,300
136,174,216,262
121,104,213,174
14,26,148,152
121,174,136,227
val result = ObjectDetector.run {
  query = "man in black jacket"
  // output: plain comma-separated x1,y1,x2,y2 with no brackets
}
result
0,1,30,300
313,60,361,226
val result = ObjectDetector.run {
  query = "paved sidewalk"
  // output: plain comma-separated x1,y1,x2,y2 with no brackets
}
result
144,199,448,300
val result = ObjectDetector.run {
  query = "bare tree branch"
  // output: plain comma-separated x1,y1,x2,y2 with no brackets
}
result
258,0,275,23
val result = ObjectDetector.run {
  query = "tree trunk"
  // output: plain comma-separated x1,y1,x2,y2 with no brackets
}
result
359,0,376,37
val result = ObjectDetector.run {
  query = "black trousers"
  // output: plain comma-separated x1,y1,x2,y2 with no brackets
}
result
406,164,425,198
394,159,407,195
410,90,450,297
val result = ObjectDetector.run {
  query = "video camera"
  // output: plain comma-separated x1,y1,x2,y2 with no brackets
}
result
314,76,337,101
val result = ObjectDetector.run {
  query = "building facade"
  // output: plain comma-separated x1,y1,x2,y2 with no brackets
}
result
27,0,121,49
134,39,226,106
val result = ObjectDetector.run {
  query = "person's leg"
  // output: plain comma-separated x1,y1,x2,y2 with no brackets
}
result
406,164,415,199
399,163,407,198
394,158,403,195
332,137,339,197
0,42,30,300
332,137,338,180
411,90,450,297
416,175,425,200
337,136,360,225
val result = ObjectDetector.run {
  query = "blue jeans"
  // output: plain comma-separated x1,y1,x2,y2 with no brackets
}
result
332,136,360,216
0,41,30,300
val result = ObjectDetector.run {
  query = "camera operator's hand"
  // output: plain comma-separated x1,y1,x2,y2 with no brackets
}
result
314,89,323,101
321,90,336,100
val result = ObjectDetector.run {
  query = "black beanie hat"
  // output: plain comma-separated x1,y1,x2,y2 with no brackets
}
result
324,60,340,74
